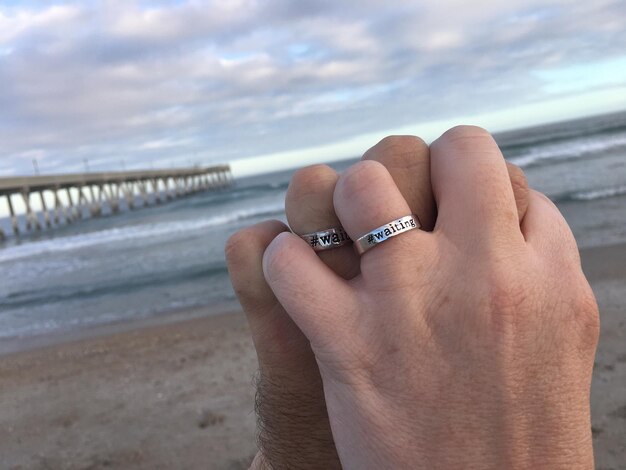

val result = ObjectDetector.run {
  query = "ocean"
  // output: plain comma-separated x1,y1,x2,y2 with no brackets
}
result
1,111,625,345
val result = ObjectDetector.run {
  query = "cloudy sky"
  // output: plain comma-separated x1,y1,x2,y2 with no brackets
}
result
1,0,625,177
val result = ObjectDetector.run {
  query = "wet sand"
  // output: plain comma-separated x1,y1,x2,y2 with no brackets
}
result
0,243,625,469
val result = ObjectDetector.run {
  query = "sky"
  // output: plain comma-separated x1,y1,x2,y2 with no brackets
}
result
0,0,625,178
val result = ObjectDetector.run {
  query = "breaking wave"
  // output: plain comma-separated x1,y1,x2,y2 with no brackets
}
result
0,201,284,264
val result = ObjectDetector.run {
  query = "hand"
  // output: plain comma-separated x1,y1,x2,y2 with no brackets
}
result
261,126,599,469
226,133,532,469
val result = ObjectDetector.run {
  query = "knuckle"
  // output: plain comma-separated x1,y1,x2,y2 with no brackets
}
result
226,220,286,270
570,286,600,348
287,164,337,202
509,167,529,195
444,124,493,140
367,135,428,156
364,135,429,171
480,258,532,318
225,228,257,269
507,162,528,187
487,275,528,317
285,165,337,229
337,160,386,201
434,125,497,154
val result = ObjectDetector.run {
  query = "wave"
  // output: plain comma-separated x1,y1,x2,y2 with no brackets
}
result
496,110,626,150
0,296,225,340
550,184,626,203
505,132,626,168
0,201,285,264
0,262,228,310
183,181,289,209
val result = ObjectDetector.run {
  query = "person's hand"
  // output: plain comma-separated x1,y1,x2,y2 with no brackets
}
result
261,126,599,469
226,133,531,469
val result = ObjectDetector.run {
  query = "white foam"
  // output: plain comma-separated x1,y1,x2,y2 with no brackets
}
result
570,184,626,201
509,133,626,168
0,201,285,264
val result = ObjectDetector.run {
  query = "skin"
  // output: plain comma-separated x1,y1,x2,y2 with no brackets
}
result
226,132,536,469
260,126,599,469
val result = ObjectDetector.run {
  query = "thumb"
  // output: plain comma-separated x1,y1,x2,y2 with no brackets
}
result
263,232,355,347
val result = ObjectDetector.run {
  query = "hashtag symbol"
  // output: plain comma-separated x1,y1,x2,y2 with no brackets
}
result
367,234,375,244
310,235,319,247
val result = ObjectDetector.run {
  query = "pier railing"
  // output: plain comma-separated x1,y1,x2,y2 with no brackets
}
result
0,165,233,238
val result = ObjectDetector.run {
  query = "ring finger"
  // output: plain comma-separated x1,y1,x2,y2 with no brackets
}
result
285,164,360,279
286,137,435,274
287,136,530,268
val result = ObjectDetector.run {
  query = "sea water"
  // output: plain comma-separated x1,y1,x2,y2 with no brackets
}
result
0,111,625,342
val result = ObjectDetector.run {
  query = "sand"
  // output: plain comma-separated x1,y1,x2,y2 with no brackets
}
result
0,311,259,470
0,243,625,470
583,243,626,470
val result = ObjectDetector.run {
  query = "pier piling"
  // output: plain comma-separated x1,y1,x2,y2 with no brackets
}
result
151,179,161,204
22,191,41,231
66,187,80,220
7,195,19,235
39,191,52,228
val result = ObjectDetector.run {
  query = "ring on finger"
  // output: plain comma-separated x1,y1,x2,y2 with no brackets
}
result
299,226,352,252
354,214,421,255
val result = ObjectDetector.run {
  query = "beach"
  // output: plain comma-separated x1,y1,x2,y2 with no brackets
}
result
1,113,625,468
0,2,624,467
0,309,259,470
0,243,624,470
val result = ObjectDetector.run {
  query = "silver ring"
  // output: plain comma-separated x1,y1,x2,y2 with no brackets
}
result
354,214,421,255
299,226,352,252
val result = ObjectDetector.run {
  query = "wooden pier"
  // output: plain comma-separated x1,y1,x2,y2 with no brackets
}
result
0,165,233,238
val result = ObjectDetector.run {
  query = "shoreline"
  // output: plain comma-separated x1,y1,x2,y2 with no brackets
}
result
2,241,624,358
0,242,624,468
0,300,240,357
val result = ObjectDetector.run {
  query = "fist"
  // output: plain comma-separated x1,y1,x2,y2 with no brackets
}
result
263,126,599,469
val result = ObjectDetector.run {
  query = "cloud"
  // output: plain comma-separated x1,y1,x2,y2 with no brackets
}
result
532,55,626,94
0,0,625,176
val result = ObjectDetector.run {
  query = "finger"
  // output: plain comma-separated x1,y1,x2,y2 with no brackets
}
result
225,220,310,362
521,190,580,267
430,126,524,245
362,135,437,230
362,136,529,228
506,161,530,223
263,232,355,345
333,160,431,269
226,222,342,469
285,164,360,279
334,160,413,238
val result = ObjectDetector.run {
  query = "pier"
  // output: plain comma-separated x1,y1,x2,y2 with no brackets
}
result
0,165,233,238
